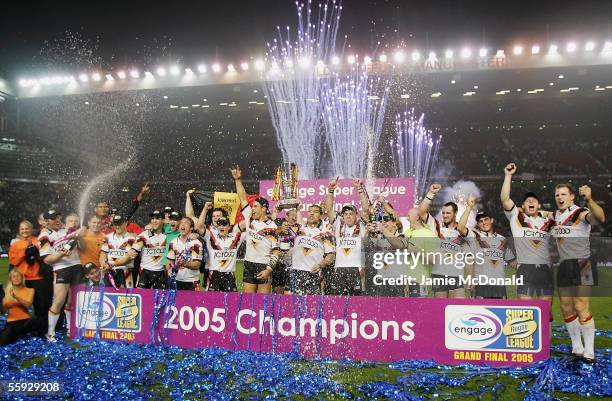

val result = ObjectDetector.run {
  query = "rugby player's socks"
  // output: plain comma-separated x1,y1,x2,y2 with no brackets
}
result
564,314,584,355
64,309,71,336
579,315,595,360
47,310,60,337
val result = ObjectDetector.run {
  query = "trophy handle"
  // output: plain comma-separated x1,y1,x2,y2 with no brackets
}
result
291,163,299,198
272,166,282,201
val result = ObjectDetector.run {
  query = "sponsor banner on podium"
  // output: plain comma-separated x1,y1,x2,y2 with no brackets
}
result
72,287,549,366
259,177,414,216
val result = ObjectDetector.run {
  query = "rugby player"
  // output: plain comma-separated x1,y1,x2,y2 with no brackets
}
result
365,211,406,297
38,211,84,341
271,206,302,293
323,178,370,295
458,195,516,299
402,207,437,297
100,215,136,288
288,205,335,295
131,210,168,289
232,165,280,294
418,184,469,298
500,163,555,304
203,216,244,292
552,183,605,362
166,217,203,291
187,194,239,290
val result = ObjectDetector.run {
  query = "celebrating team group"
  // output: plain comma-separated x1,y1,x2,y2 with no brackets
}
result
4,163,605,362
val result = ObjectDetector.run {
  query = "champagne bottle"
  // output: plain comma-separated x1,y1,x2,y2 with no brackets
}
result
62,238,78,252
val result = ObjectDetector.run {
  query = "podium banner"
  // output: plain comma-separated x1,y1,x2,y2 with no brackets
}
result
72,287,550,366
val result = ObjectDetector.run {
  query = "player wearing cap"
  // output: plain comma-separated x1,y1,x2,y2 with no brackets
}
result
323,178,370,295
185,191,235,237
203,216,245,292
501,163,555,304
457,195,516,299
200,203,238,237
38,211,85,341
552,183,605,362
417,184,470,298
187,195,239,289
232,165,280,294
100,215,137,288
83,262,102,286
131,210,169,289
162,206,174,222
166,218,204,291
287,205,335,295
161,211,182,265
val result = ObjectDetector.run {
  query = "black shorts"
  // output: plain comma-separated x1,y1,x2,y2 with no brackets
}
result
137,269,168,289
475,285,507,299
557,259,597,288
431,274,463,293
288,270,321,295
243,261,271,285
407,284,427,298
54,265,83,285
176,280,201,291
108,269,132,288
325,267,361,296
516,264,553,297
208,271,237,292
272,263,288,289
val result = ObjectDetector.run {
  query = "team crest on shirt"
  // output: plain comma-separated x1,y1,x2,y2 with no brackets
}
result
338,237,357,256
302,247,314,256
190,244,201,259
528,239,545,249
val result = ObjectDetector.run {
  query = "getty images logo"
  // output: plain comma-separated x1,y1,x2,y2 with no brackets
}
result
445,306,503,350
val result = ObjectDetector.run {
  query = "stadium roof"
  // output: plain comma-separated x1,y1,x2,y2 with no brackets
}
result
14,42,612,99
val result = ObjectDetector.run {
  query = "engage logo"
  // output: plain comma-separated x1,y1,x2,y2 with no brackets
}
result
76,292,142,332
76,293,115,328
445,306,503,350
449,314,501,341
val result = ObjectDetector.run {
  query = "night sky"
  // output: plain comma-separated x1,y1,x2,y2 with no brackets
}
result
1,0,611,79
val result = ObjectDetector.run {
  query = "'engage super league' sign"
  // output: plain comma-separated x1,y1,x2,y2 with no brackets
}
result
71,288,550,366
259,177,415,216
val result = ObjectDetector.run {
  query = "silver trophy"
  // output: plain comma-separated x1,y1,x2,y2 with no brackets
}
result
272,162,299,210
